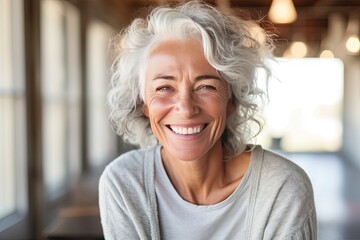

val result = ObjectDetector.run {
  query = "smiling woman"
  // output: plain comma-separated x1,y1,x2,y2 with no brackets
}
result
142,38,231,162
99,1,317,239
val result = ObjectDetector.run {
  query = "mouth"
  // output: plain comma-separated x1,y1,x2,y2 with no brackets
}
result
166,124,207,135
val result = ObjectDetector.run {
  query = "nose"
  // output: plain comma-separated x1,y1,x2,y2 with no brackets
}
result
175,90,199,118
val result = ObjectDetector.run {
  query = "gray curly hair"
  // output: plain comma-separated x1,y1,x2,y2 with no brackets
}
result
107,1,273,159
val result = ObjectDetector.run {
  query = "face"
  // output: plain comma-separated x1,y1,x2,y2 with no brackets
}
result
142,38,233,161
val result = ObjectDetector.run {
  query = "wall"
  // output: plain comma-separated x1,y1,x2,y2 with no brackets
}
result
343,57,360,169
327,13,360,169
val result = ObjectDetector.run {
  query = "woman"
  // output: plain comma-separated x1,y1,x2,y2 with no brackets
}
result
99,1,317,239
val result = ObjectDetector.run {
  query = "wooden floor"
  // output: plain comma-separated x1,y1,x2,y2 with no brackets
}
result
43,169,104,240
44,152,360,240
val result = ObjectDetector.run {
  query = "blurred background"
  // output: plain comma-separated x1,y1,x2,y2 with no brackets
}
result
0,0,359,239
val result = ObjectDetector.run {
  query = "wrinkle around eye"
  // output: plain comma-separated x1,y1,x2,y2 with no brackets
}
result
155,85,175,94
196,85,217,91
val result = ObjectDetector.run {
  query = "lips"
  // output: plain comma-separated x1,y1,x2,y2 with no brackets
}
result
167,124,206,135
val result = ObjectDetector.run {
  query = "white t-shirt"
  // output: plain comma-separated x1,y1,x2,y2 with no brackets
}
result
155,152,250,239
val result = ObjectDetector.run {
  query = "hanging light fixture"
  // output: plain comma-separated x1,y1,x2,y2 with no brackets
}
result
320,50,335,58
344,14,360,54
319,34,335,58
283,32,308,58
283,41,308,58
345,35,360,54
268,0,297,24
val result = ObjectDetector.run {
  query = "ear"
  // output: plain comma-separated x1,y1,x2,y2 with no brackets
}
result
142,103,149,118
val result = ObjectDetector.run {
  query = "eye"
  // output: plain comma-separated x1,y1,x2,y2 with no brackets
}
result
197,85,216,91
156,86,173,92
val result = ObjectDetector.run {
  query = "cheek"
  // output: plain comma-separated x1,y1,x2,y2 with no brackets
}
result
147,96,174,119
198,92,229,114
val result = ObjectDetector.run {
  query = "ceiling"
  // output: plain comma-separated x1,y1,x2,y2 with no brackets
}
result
106,0,360,56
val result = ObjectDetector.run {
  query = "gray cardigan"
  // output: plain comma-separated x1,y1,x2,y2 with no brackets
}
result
99,145,317,239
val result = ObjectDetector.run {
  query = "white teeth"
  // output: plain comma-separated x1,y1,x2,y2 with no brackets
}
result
188,128,194,134
170,125,203,135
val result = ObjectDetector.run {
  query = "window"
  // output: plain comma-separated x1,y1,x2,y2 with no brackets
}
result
41,0,81,201
0,0,26,228
87,20,117,168
258,58,344,152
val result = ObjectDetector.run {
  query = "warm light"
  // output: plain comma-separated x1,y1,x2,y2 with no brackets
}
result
285,41,307,58
291,41,307,57
268,0,297,24
320,50,335,58
283,41,308,58
345,35,360,53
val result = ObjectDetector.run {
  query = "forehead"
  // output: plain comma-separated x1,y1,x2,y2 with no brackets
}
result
145,38,216,74
148,37,202,54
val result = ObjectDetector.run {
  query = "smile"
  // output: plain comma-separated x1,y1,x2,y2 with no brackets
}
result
167,124,206,135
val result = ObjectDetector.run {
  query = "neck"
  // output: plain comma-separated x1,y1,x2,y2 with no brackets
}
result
161,141,239,205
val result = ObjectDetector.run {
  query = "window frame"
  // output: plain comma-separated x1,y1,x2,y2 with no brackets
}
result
0,0,27,231
40,0,82,202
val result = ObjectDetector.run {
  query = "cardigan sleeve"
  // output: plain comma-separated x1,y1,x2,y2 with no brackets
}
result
98,147,162,240
286,208,317,240
250,149,317,240
261,171,317,240
98,149,157,240
98,171,140,240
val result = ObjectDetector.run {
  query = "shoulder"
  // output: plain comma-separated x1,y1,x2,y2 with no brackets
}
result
250,146,317,239
251,145,315,217
98,147,160,239
257,147,313,192
99,146,159,190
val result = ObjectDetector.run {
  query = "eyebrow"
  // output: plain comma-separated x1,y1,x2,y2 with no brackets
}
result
152,74,221,81
195,75,221,81
152,75,174,81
